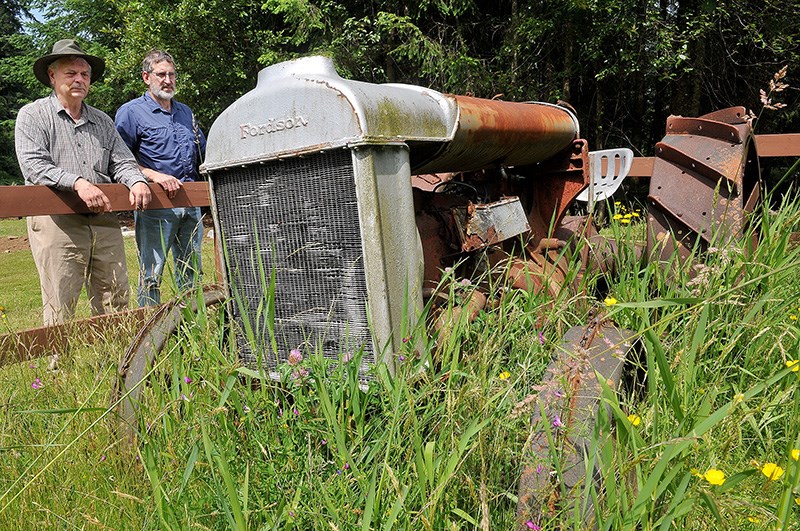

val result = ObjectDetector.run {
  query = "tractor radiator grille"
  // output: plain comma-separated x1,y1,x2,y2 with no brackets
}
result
212,150,373,371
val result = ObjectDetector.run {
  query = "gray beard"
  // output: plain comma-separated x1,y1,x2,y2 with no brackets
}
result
152,87,174,100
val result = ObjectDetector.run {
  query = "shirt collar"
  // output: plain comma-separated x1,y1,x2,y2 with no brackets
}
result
49,93,93,124
143,92,172,115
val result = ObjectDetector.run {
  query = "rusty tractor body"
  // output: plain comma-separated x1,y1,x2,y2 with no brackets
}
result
199,56,762,529
0,54,763,528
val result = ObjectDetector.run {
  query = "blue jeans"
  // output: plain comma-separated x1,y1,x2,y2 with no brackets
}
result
135,207,203,306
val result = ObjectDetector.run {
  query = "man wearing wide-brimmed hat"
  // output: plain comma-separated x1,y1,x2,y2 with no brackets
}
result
14,38,152,326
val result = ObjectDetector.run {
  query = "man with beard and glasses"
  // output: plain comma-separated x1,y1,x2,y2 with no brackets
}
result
115,49,206,306
15,39,151,325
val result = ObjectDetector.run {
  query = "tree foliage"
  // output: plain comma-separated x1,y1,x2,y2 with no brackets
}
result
2,0,799,184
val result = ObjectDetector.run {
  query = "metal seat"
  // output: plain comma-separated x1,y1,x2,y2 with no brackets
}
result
577,148,634,213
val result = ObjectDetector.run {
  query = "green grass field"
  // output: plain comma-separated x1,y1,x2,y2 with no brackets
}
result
0,196,798,529
0,216,217,331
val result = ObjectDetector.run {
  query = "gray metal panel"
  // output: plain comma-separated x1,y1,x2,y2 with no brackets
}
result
203,56,459,171
212,149,374,371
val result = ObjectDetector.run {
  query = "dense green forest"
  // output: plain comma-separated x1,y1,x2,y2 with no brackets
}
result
1,0,799,184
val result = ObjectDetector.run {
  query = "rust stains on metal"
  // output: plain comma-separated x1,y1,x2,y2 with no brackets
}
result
414,96,578,174
452,198,531,252
646,107,760,264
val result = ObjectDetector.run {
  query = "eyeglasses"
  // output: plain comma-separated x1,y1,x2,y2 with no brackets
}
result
150,71,177,80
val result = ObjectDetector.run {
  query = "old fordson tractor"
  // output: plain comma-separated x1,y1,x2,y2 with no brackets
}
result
199,55,758,375
119,55,761,526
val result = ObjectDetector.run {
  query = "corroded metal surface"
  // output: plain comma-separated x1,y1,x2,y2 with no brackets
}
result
522,139,589,250
452,198,530,252
113,287,227,439
646,107,760,264
414,96,579,174
516,317,637,530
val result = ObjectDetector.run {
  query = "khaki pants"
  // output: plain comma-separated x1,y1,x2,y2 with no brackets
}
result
27,213,130,326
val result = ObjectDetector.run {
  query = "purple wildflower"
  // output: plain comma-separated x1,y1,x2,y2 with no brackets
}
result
552,414,564,428
460,278,471,286
525,521,541,530
342,352,353,363
553,389,565,398
538,331,545,345
398,354,406,362
321,439,327,445
100,455,106,462
183,376,192,384
31,377,43,390
293,408,299,416
288,349,303,366
536,464,543,474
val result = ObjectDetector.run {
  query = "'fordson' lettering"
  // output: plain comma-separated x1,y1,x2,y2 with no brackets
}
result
240,115,310,139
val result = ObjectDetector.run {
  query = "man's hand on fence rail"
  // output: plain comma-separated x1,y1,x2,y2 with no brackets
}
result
0,182,210,219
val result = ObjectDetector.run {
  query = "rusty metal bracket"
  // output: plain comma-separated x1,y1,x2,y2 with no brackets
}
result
452,197,530,252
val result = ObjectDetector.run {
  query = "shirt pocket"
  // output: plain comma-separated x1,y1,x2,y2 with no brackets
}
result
83,132,111,179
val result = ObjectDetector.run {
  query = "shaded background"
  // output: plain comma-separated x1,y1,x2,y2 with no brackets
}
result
2,0,798,190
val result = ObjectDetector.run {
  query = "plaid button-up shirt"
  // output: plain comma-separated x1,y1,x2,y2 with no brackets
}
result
15,94,146,191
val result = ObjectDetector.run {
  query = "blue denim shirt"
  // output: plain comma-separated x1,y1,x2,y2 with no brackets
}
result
115,93,206,182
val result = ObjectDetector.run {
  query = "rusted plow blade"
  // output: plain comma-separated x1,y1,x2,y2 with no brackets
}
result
516,315,637,530
646,107,761,264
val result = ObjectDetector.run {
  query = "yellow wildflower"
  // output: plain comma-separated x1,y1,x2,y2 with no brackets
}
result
604,297,618,307
747,516,761,524
786,360,799,372
795,497,800,506
630,211,640,217
499,371,510,381
703,468,726,486
613,213,623,220
626,414,641,427
791,314,798,321
761,462,784,481
791,449,799,461
620,218,631,224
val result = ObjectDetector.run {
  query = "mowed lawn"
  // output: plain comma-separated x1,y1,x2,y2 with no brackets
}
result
0,214,218,332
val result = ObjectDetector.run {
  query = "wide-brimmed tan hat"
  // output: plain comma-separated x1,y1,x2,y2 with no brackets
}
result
33,39,105,86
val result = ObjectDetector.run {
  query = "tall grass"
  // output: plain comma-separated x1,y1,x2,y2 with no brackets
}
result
0,190,798,528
